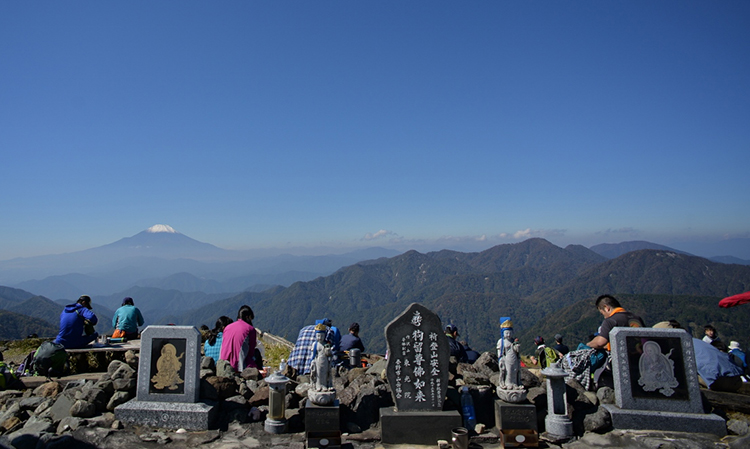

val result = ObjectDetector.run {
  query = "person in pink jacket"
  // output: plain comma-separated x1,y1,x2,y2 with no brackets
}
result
220,305,257,372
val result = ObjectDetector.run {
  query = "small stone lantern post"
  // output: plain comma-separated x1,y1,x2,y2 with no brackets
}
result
541,363,574,442
264,361,290,434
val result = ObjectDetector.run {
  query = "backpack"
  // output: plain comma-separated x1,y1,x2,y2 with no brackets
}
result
0,362,18,390
15,351,36,377
541,346,560,369
31,341,69,378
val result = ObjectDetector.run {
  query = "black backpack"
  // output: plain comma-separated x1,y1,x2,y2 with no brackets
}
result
31,341,69,378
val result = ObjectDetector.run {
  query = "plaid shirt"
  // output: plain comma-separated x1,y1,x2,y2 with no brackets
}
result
287,325,318,374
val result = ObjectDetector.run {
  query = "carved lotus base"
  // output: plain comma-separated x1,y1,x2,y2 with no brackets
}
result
497,387,527,403
308,390,336,406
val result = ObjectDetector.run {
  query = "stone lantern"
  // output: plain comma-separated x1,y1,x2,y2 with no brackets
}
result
541,363,574,442
264,360,290,434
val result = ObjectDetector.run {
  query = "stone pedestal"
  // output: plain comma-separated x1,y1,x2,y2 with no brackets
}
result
115,400,217,431
305,399,341,448
494,400,538,447
380,408,462,445
603,404,727,436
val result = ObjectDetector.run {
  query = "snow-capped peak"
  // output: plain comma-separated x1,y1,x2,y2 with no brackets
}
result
146,224,178,234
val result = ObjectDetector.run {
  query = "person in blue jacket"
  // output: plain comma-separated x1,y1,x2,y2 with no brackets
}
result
112,297,145,340
54,295,99,349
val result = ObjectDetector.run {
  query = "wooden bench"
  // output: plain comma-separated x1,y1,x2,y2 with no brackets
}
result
65,340,141,373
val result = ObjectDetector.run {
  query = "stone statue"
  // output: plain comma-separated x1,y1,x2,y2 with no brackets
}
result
638,340,679,396
496,319,527,402
308,323,336,405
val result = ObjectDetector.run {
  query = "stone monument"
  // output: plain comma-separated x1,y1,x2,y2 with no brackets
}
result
496,319,527,403
602,327,726,436
494,318,537,447
380,303,461,445
308,323,336,406
305,323,341,448
115,326,217,430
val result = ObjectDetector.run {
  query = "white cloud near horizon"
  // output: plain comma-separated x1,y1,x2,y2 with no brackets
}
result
362,229,397,241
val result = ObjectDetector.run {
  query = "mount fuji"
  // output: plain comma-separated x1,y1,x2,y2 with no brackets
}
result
0,225,400,300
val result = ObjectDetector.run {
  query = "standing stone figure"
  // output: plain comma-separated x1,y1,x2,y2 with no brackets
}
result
308,323,336,405
497,319,527,402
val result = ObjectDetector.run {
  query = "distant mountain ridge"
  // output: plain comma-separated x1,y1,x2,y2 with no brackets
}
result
171,241,750,354
3,231,750,345
589,241,690,259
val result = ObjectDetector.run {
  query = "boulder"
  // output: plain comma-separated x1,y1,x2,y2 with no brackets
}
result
728,419,750,436
596,386,615,405
240,367,261,381
248,385,269,407
93,379,114,396
113,378,136,392
124,350,139,369
201,356,216,371
106,391,131,411
1,416,21,433
202,376,238,401
18,396,46,411
33,382,62,398
460,370,492,386
347,367,368,384
583,406,612,433
56,416,86,434
295,382,311,399
473,351,499,377
33,398,54,415
521,368,542,388
75,388,108,413
216,360,235,378
70,400,96,418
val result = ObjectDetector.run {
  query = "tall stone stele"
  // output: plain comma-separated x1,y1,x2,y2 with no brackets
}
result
379,303,461,445
496,318,527,403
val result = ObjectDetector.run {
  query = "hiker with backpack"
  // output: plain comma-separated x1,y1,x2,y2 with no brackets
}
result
533,336,559,369
54,295,99,349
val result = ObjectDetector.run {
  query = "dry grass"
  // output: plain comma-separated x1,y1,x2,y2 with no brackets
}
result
0,338,47,364
262,339,292,371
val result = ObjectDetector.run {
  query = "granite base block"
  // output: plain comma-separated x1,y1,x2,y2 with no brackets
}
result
380,408,462,445
494,400,538,431
602,404,726,437
305,399,340,432
115,400,217,431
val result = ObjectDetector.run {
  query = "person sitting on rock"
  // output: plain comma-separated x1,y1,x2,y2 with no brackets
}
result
220,305,258,372
340,322,365,353
288,324,319,375
553,333,570,356
204,316,233,362
445,324,468,363
54,295,99,349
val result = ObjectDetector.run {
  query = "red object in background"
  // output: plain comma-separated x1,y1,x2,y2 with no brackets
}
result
520,361,527,368
718,291,750,308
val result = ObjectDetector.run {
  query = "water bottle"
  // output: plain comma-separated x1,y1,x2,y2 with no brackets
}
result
460,386,477,431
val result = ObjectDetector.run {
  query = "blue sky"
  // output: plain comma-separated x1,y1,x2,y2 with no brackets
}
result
1,1,749,260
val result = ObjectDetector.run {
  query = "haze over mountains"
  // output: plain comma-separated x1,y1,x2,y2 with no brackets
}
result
2,226,750,353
